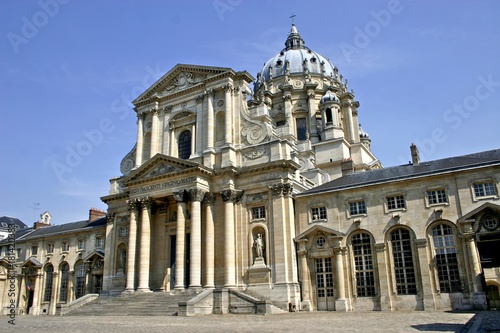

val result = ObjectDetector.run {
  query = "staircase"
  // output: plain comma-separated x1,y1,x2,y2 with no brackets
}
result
63,292,192,316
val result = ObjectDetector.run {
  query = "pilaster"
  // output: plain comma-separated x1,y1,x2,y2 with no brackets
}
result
374,242,392,311
203,193,216,288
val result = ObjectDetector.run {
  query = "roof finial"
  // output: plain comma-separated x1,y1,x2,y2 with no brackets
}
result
290,13,296,24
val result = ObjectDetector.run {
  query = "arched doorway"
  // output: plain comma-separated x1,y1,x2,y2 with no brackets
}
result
487,285,500,309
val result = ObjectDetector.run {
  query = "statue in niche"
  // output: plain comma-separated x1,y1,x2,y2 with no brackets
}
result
253,233,265,261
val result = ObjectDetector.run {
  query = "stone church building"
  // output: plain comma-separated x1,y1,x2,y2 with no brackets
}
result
1,24,499,315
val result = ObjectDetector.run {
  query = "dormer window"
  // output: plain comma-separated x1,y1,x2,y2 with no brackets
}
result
276,60,283,67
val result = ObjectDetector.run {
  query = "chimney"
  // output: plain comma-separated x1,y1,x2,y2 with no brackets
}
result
89,207,106,221
341,158,354,176
410,143,420,165
34,211,52,229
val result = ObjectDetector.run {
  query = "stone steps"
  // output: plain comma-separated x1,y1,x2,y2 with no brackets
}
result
64,292,193,316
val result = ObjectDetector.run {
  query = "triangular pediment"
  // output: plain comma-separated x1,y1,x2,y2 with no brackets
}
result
458,202,500,222
83,250,105,262
122,153,207,184
294,225,345,242
22,257,43,268
133,64,235,105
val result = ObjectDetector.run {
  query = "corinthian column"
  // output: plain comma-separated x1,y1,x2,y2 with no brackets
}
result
135,113,144,167
150,108,159,157
188,189,206,289
205,91,214,151
203,193,216,288
124,200,138,292
220,189,243,288
136,197,152,292
173,190,187,290
224,85,233,146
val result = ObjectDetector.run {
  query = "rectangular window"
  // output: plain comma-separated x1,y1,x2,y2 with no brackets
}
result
432,224,461,293
296,118,307,140
352,233,376,297
474,182,497,198
47,243,54,254
77,240,86,251
62,241,70,252
391,229,417,295
427,189,448,205
251,206,266,220
349,200,367,216
31,246,38,256
311,206,327,221
95,236,104,248
387,195,405,210
119,227,128,238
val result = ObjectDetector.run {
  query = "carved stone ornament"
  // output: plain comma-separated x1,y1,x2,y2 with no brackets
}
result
146,163,177,178
163,71,207,93
202,193,216,206
221,190,244,203
188,188,206,202
242,148,267,160
120,145,136,176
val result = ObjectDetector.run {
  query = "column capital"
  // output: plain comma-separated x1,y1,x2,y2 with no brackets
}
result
173,190,188,203
188,188,206,202
136,112,145,120
374,242,386,252
222,83,233,92
139,196,153,210
150,108,159,115
127,199,139,213
163,105,172,113
220,189,244,203
414,238,428,248
204,89,215,98
196,94,204,103
269,182,293,197
202,193,216,206
106,213,115,224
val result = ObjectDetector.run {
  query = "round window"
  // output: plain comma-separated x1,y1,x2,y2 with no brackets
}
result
316,236,326,248
481,214,500,231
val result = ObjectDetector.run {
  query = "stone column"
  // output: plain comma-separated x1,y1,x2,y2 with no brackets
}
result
150,108,159,157
296,240,311,311
173,190,187,290
334,247,348,311
194,95,204,156
162,106,172,155
205,90,214,151
49,272,59,315
224,84,233,146
137,197,152,292
220,189,243,288
269,183,289,284
203,193,216,288
30,272,42,315
414,238,435,310
374,243,392,311
135,113,144,167
67,271,74,302
307,90,319,143
342,100,356,143
188,189,206,289
124,200,138,292
102,213,115,295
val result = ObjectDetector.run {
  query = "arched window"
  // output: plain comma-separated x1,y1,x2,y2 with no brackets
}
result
59,262,69,302
352,232,375,296
43,264,54,302
296,117,307,140
325,108,333,124
431,224,460,293
178,130,192,160
75,261,86,299
390,228,417,295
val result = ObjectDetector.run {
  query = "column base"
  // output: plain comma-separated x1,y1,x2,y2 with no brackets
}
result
335,298,349,311
121,289,135,295
135,288,152,293
300,300,312,312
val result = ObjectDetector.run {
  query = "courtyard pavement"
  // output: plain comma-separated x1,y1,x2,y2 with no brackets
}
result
3,310,499,333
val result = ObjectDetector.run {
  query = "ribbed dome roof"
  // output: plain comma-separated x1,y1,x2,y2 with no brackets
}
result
320,90,340,104
255,24,337,89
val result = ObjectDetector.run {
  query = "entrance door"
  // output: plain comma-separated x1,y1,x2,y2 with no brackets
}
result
487,285,500,309
315,257,335,311
169,233,190,289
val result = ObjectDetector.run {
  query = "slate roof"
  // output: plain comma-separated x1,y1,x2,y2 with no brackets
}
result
0,216,28,230
298,149,500,197
0,216,107,245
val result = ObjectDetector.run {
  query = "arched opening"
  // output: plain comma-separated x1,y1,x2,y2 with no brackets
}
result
43,264,54,302
178,130,192,159
59,262,69,302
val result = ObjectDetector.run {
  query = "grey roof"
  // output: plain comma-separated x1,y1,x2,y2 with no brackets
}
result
298,149,500,196
0,217,106,244
0,216,28,230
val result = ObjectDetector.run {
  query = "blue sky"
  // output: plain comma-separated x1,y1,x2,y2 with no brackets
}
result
1,0,499,225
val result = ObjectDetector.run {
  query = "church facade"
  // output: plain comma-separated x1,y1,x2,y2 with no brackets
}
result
1,24,499,315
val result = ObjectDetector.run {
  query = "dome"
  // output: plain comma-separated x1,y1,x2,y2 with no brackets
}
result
255,24,337,89
359,124,370,139
320,90,340,104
